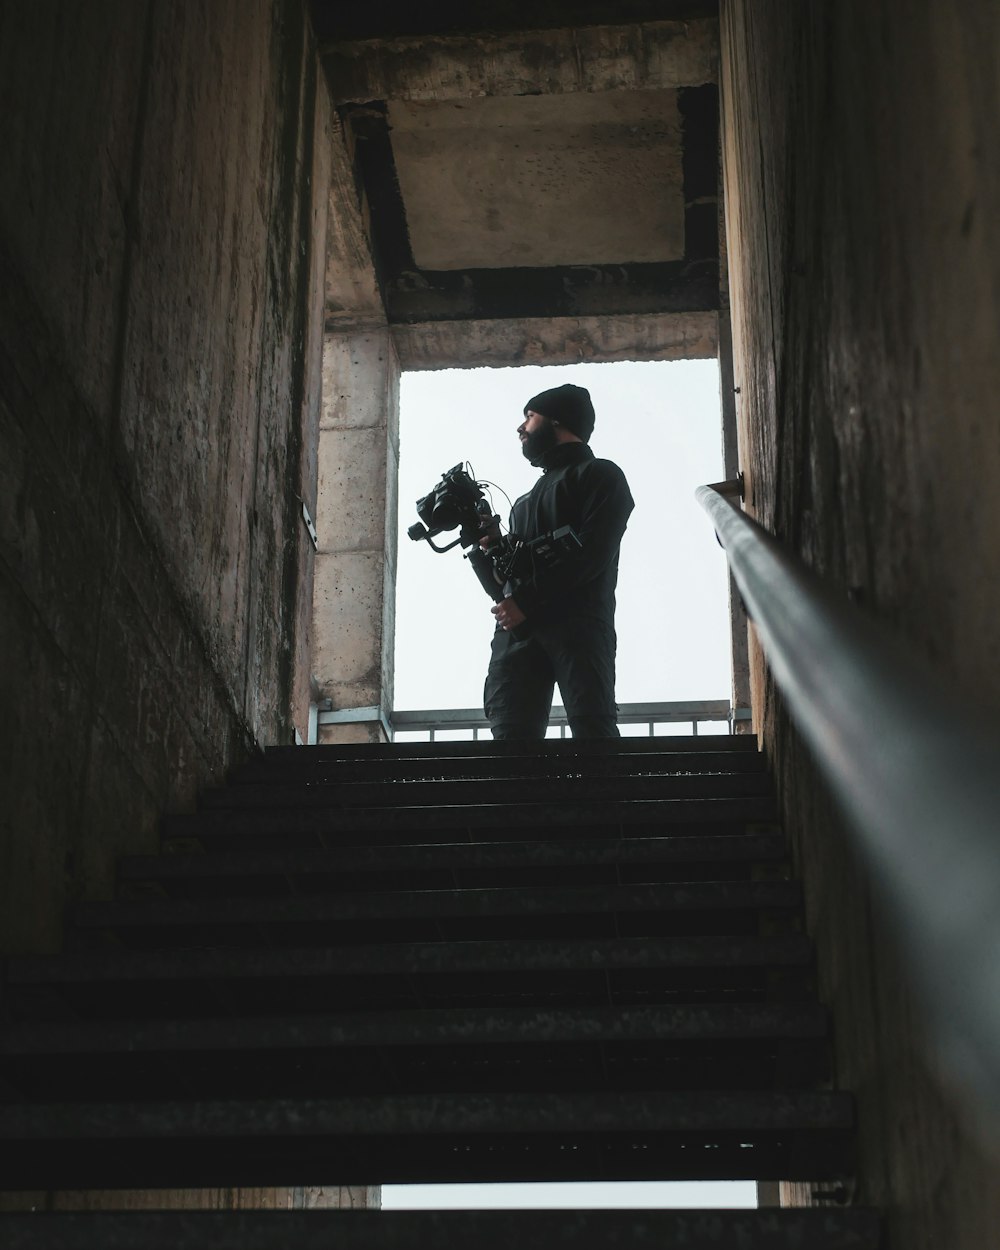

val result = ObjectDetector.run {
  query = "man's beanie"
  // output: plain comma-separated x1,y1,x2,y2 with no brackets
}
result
523,383,596,443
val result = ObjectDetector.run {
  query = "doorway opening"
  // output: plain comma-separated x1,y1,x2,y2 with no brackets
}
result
392,358,734,736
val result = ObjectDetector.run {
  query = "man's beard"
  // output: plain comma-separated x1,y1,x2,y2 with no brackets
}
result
521,419,560,466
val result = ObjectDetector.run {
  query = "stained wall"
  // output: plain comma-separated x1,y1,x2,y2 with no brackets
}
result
719,2,1000,1245
0,0,327,951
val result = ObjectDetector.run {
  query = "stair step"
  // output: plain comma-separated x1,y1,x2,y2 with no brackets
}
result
0,1004,830,1099
2,1002,826,1054
77,880,802,923
117,832,787,898
261,736,761,763
201,774,773,810
71,880,802,949
5,934,813,1019
234,747,768,785
0,740,859,1208
0,1091,855,1187
0,1207,883,1250
163,799,780,850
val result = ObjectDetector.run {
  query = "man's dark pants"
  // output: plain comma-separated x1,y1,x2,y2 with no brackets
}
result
484,620,619,740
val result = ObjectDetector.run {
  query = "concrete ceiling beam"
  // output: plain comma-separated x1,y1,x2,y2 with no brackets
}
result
319,20,718,105
309,2,718,43
392,312,719,371
323,115,385,329
385,259,718,326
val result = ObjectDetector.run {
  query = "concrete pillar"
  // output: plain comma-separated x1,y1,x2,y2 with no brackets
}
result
313,328,400,744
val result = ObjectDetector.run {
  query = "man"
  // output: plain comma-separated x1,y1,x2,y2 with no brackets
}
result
484,383,634,739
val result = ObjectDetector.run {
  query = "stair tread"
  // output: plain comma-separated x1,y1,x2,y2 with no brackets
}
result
8,934,813,985
164,798,779,843
118,833,787,885
0,1208,883,1250
0,1002,828,1055
0,1091,855,1186
74,880,802,931
235,749,768,784
0,1088,854,1134
4,934,813,1022
1,1003,831,1101
200,774,773,810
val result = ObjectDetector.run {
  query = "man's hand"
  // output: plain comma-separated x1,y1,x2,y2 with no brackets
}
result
478,514,502,550
492,596,526,631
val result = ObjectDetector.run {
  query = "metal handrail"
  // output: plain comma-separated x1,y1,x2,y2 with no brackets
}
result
697,482,1000,1125
317,700,751,742
393,701,750,740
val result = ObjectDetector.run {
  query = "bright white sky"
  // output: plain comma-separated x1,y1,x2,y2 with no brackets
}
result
386,358,752,1211
393,358,733,713
382,1180,756,1209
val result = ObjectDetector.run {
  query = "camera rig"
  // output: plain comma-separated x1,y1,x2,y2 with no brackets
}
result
408,463,581,606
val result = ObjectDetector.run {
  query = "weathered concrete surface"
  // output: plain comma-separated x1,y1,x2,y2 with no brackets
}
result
328,20,721,325
390,90,684,270
0,0,324,950
313,329,399,741
291,70,336,741
720,0,1000,1245
393,311,718,369
321,20,718,103
323,110,384,331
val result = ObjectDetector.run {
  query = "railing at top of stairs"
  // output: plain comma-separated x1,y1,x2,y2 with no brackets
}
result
314,701,752,743
698,478,1000,1130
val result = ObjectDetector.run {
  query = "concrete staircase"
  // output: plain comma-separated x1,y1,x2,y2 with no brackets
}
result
0,737,881,1246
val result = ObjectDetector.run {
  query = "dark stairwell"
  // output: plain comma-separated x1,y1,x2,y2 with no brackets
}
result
0,736,880,1247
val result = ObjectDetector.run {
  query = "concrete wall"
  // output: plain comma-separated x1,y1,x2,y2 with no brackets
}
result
0,0,326,951
719,1,1000,1246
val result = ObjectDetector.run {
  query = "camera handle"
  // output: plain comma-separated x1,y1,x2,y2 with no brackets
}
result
406,522,467,553
427,534,465,553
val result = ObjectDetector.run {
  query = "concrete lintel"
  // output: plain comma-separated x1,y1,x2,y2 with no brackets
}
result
392,312,718,371
321,20,718,104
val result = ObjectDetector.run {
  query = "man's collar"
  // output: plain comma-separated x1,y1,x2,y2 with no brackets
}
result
538,442,594,472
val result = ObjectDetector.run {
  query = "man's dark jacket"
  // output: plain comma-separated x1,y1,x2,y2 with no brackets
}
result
506,442,634,627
